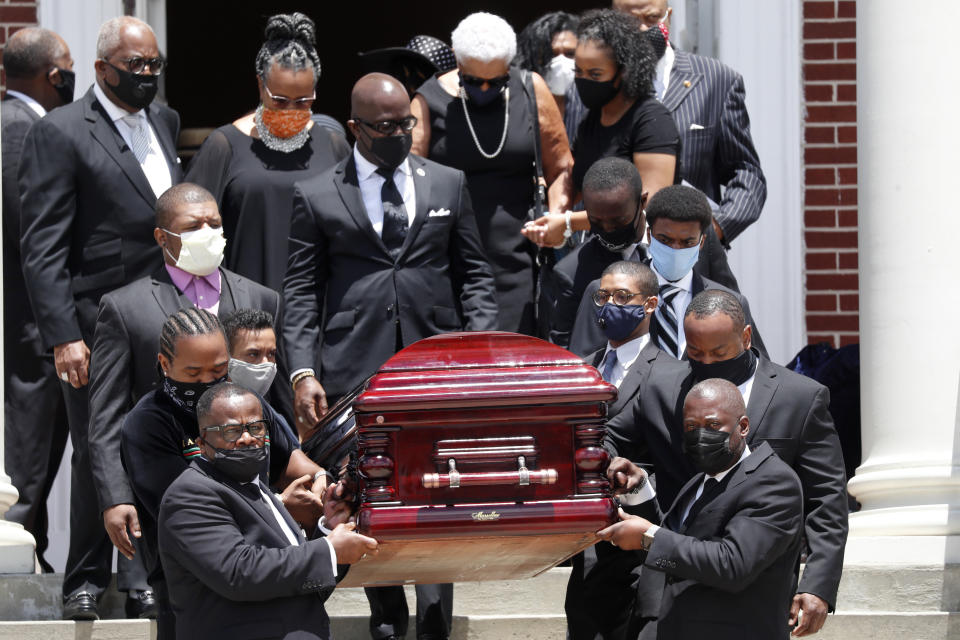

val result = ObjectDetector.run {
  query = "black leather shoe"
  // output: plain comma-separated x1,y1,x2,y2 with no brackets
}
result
126,590,158,619
62,591,99,621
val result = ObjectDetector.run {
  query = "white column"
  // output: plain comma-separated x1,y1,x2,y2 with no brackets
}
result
847,0,960,546
0,104,38,574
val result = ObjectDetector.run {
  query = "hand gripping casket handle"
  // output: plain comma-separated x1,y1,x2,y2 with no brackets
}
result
422,456,557,489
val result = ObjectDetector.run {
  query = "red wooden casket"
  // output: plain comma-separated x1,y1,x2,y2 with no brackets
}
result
336,331,618,588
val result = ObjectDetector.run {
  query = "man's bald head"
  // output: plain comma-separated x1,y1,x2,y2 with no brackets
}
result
685,378,746,416
350,72,409,120
4,28,68,79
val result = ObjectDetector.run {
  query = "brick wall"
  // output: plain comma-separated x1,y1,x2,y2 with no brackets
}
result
802,0,859,347
0,0,40,92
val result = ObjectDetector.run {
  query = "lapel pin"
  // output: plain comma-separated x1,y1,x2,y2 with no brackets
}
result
416,167,426,177
683,80,692,88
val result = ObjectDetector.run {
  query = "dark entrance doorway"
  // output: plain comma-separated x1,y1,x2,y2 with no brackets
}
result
165,1,595,137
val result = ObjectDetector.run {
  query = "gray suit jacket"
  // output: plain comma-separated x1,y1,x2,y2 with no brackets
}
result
663,49,766,243
18,87,182,348
283,154,499,402
88,266,281,511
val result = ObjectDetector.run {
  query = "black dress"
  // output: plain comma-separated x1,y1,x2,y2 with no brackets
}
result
185,123,350,291
418,70,538,335
571,95,680,193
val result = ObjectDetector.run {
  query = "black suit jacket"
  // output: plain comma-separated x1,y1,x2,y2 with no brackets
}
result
283,154,498,401
664,49,766,244
18,86,182,348
569,270,766,359
1,96,43,370
546,233,738,350
609,354,849,609
648,442,802,640
88,266,282,511
158,459,337,640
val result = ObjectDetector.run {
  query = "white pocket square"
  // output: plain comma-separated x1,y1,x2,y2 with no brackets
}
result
689,123,705,130
429,208,451,217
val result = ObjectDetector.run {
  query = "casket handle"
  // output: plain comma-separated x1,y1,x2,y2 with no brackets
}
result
422,455,557,489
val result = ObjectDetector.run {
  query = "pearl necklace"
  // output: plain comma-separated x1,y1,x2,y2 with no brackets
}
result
254,104,310,153
459,86,510,159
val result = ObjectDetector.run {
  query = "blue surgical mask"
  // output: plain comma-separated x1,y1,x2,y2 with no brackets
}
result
595,303,647,342
648,235,700,282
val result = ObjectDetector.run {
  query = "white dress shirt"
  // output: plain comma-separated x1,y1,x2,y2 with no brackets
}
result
651,264,694,356
599,333,650,389
738,365,757,407
680,442,752,524
246,478,339,574
5,90,46,118
654,44,676,101
353,145,416,233
93,82,172,198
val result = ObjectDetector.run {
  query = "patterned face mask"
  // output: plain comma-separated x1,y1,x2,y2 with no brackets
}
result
259,106,311,139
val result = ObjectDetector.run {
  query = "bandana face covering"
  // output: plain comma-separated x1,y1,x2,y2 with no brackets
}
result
259,106,312,138
162,375,227,411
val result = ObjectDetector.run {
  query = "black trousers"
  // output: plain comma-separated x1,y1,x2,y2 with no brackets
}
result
365,583,453,639
59,383,149,597
565,542,653,640
4,354,69,572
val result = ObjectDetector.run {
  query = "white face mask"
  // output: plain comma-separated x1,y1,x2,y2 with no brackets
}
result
544,54,576,96
163,225,226,276
228,358,278,397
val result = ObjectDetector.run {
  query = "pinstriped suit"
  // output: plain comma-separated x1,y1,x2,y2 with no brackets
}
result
663,49,766,243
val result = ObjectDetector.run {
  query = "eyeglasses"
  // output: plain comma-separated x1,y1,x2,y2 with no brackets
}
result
460,73,510,89
202,419,268,442
593,289,645,307
106,56,165,75
356,116,418,135
263,84,316,109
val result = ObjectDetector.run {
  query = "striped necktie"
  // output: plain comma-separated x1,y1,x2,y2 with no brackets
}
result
122,114,151,163
657,284,682,358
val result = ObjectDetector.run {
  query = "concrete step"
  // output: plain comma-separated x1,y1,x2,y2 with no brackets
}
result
0,620,153,639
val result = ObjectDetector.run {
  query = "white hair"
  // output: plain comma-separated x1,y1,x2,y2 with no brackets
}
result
451,12,517,64
96,16,155,60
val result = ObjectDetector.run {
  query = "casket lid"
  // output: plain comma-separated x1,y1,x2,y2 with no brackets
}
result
354,331,616,412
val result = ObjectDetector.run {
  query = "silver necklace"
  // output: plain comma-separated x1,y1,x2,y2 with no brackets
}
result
459,86,509,159
254,104,310,153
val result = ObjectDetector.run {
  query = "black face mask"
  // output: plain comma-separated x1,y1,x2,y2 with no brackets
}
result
644,24,669,60
162,375,227,412
683,428,742,475
205,445,268,483
106,63,159,111
359,125,412,171
689,348,757,387
575,75,620,110
52,68,75,105
590,204,642,252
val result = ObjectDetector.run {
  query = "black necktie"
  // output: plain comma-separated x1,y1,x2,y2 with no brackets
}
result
683,477,719,526
376,167,408,258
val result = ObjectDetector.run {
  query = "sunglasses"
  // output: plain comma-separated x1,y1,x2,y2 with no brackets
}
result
459,73,510,89
263,84,316,109
104,56,165,75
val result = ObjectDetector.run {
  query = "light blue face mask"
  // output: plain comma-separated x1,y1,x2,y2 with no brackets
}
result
648,235,701,282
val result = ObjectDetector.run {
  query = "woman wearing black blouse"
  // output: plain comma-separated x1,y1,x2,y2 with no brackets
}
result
185,13,350,291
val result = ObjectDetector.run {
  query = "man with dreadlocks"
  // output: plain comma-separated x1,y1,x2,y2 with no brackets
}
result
121,307,330,640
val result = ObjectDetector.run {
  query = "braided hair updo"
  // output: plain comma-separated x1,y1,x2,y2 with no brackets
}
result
254,12,321,83
159,308,227,364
